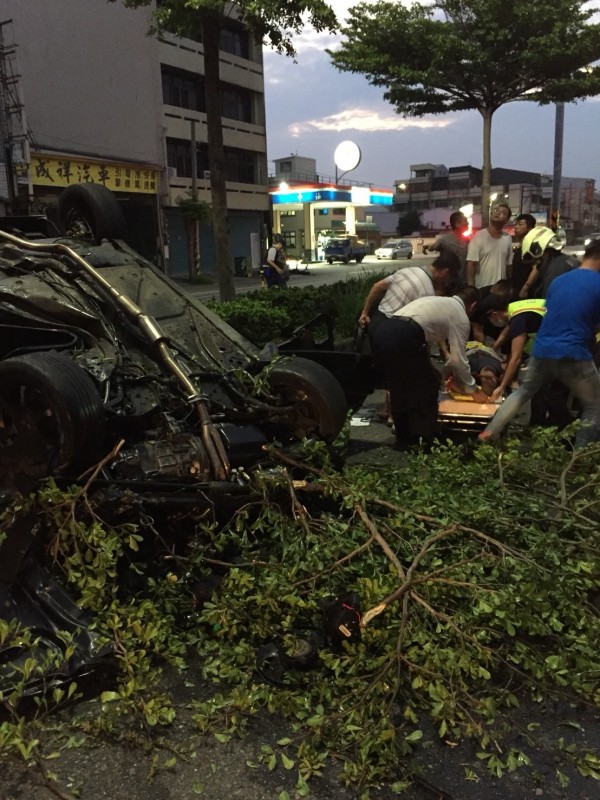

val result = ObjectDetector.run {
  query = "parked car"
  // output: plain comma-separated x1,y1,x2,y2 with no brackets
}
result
375,240,413,260
584,232,600,246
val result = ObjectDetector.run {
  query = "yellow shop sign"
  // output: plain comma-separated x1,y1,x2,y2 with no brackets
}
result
30,155,160,194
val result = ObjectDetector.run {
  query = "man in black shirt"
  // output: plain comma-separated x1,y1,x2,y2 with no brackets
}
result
511,214,536,298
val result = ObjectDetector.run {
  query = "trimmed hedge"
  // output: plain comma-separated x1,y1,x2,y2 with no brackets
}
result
208,272,386,346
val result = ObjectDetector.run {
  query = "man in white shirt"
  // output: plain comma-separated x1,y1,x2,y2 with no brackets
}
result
372,286,488,447
358,252,460,332
466,204,513,290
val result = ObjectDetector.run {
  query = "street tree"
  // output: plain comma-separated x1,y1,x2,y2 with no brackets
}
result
396,209,421,236
330,0,600,225
117,0,337,300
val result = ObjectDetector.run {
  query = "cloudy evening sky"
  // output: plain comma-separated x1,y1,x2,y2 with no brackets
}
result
263,0,600,190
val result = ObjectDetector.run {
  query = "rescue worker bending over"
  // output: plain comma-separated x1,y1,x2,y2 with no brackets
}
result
478,295,545,402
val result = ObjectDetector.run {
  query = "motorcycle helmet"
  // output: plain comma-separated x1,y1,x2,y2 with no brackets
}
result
521,226,564,262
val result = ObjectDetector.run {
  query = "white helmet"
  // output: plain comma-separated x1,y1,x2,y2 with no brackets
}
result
521,226,564,262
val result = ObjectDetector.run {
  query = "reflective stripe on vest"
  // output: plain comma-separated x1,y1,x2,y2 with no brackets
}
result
507,298,546,320
507,299,546,355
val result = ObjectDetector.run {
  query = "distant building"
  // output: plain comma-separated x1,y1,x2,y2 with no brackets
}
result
0,1,269,274
269,155,393,260
393,163,599,241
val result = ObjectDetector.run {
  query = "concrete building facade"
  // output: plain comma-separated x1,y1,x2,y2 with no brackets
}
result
0,0,269,274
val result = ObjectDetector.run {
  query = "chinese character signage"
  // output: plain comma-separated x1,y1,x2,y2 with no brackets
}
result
30,155,160,194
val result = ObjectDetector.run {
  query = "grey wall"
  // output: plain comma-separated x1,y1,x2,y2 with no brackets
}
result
5,0,163,165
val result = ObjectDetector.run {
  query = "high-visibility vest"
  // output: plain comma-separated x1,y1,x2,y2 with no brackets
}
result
507,299,546,354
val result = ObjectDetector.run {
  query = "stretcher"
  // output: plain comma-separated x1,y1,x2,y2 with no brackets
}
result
438,389,502,433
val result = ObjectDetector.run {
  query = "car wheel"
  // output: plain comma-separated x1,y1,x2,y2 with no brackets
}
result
266,357,348,441
58,184,126,243
0,352,105,484
326,258,333,264
355,256,364,264
407,252,413,259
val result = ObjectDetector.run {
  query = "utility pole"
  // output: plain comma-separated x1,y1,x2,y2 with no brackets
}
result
0,20,31,213
550,102,564,230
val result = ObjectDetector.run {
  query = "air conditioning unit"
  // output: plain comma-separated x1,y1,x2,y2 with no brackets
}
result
167,166,177,179
203,170,211,180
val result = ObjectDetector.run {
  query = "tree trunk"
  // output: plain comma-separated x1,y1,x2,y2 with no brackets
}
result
186,219,200,281
480,108,493,228
202,16,235,301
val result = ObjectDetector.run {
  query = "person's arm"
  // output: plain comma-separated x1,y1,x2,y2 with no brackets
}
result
424,238,441,256
492,325,510,352
518,265,539,298
470,319,484,343
490,333,526,401
358,279,390,327
438,339,451,360
447,321,479,393
466,260,478,286
505,238,514,281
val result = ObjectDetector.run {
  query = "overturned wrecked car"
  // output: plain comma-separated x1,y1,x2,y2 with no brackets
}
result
0,185,349,696
0,185,348,493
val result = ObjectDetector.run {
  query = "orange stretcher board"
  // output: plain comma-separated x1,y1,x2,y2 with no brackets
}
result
438,391,501,432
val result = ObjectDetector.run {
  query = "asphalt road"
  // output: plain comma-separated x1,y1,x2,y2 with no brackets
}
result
181,246,583,304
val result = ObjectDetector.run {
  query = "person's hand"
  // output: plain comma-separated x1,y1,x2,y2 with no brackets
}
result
358,313,370,328
490,386,504,402
518,286,529,298
471,389,490,404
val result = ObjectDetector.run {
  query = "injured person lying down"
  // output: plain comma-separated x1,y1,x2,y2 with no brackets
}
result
464,341,505,396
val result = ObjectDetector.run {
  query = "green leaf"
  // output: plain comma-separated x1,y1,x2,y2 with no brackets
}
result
281,753,295,770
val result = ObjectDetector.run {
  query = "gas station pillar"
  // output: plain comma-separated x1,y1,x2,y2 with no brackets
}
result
345,204,356,235
303,202,316,261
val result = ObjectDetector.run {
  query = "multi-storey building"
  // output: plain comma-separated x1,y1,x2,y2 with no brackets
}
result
0,0,269,274
393,163,599,240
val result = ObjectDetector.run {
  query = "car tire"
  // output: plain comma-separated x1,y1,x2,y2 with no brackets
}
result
326,258,333,264
58,184,126,243
407,252,413,259
355,256,364,264
267,357,348,441
0,352,105,482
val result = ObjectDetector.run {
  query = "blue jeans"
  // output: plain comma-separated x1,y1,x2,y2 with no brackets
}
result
483,357,600,448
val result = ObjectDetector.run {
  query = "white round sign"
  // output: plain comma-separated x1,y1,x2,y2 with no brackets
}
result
334,141,361,173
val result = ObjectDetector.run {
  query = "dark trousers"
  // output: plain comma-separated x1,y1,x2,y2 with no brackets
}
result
373,317,440,444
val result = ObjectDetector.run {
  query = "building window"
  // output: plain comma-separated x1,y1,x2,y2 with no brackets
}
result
166,138,209,178
220,25,250,59
225,148,256,184
161,66,205,112
280,210,296,217
167,138,257,185
221,84,252,123
282,231,296,249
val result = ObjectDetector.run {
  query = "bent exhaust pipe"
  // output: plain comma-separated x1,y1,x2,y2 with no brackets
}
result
0,230,230,480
